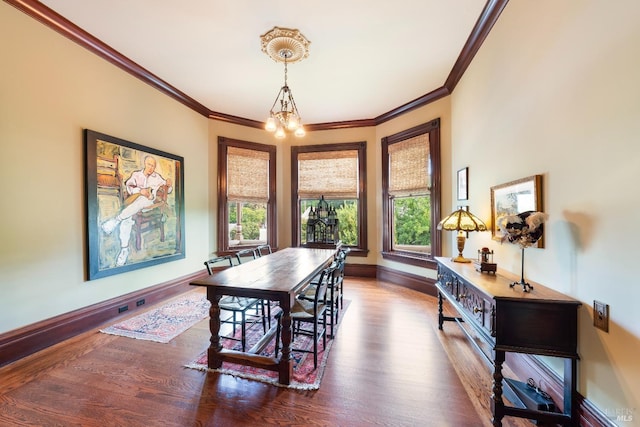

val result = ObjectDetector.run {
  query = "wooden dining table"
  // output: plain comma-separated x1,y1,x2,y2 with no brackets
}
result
190,247,337,385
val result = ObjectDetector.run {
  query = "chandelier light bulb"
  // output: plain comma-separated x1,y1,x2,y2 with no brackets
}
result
265,117,277,132
275,126,286,139
294,125,305,138
287,115,299,131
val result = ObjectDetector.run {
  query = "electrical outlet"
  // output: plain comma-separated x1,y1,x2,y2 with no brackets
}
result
136,299,145,307
593,300,609,332
118,305,129,313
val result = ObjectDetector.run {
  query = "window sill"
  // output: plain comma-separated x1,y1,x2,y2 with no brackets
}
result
381,251,437,269
343,247,369,257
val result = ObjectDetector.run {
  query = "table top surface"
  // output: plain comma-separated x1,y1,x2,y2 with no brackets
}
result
191,247,336,295
435,256,580,304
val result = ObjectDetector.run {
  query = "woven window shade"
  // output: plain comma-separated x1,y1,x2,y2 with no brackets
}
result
389,134,430,197
227,146,269,202
298,150,358,199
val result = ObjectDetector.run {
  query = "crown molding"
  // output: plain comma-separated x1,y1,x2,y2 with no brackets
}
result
444,0,509,92
5,0,211,117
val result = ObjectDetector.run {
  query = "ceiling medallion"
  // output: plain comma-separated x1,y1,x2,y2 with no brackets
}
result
260,27,310,64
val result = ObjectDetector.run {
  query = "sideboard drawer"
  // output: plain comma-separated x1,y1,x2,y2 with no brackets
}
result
458,281,495,336
438,263,495,338
437,267,457,298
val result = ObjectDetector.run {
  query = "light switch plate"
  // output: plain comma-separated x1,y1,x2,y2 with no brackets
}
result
593,300,609,332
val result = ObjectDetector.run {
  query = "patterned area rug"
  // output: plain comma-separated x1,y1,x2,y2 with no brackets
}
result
186,301,350,390
100,292,210,343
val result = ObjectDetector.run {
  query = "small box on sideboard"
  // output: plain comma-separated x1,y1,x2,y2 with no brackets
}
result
474,260,497,273
475,248,497,273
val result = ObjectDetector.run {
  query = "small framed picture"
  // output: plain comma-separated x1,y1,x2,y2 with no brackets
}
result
457,167,468,200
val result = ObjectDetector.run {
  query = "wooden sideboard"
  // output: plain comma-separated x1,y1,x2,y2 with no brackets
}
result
435,257,581,426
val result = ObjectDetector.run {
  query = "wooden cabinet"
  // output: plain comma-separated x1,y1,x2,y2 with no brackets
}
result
435,257,581,426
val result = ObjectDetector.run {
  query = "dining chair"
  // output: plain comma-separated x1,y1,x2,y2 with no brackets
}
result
234,248,258,265
234,247,271,330
203,255,234,274
204,254,267,352
299,247,349,338
275,264,335,369
334,246,350,310
255,244,272,257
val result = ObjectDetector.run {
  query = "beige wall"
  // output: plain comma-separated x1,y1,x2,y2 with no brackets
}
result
0,3,210,332
451,0,640,420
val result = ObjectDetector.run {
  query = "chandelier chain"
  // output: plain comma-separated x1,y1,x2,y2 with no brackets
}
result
284,56,288,87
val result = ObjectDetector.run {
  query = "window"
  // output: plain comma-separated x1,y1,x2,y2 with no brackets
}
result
291,142,367,255
382,119,441,267
217,137,276,253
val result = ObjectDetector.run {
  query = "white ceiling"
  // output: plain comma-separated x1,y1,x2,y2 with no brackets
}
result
39,0,488,125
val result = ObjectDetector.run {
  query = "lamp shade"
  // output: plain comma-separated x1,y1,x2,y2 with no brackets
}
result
437,207,487,232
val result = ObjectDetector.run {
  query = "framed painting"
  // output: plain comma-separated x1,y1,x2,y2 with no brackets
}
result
457,167,468,201
490,174,543,246
85,129,185,280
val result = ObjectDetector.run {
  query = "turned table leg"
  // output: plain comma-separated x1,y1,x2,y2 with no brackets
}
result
207,289,223,369
491,350,505,426
438,292,444,330
277,295,293,385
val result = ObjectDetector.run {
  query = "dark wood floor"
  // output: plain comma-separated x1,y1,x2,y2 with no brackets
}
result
0,277,531,427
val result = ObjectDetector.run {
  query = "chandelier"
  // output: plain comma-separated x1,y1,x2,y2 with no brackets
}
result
260,27,310,139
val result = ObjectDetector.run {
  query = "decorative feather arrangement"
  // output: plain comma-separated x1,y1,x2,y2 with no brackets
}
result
498,211,548,248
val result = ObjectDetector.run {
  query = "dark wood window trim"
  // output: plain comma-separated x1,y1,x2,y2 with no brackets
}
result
217,136,277,254
291,142,368,256
381,119,441,268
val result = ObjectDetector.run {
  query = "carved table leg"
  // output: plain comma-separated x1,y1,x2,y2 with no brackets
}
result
438,292,444,330
278,295,293,385
491,350,505,426
207,289,223,369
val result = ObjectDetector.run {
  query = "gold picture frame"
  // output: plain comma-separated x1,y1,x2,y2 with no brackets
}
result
490,175,543,246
